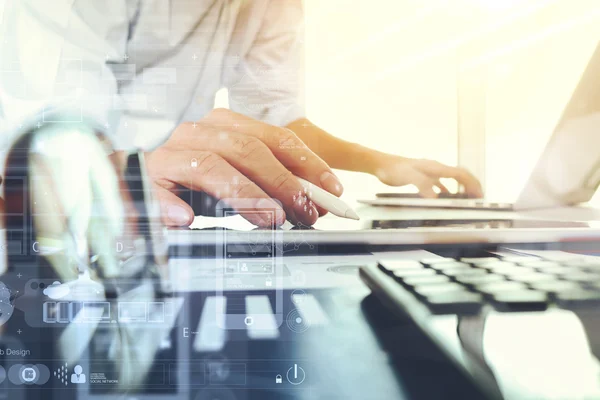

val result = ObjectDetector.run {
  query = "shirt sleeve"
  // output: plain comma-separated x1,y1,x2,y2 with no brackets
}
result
0,0,124,146
224,0,306,127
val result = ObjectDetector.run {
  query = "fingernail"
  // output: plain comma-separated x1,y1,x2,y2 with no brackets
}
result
320,171,343,196
167,205,192,226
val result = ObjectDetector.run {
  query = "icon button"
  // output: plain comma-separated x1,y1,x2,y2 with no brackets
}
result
22,367,36,383
71,365,86,384
286,363,305,385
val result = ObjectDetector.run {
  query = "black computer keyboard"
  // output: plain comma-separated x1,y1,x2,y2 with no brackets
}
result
360,256,600,316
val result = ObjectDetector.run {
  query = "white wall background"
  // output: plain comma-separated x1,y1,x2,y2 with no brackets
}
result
302,0,600,202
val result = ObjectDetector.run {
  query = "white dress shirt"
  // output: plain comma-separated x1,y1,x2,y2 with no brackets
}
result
0,0,305,150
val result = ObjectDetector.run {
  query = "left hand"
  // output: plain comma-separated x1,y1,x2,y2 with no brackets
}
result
374,155,483,198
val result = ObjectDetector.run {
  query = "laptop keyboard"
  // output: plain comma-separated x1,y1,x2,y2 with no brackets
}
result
361,256,600,315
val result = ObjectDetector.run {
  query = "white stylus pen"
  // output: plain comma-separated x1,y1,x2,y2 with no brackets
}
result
296,177,360,220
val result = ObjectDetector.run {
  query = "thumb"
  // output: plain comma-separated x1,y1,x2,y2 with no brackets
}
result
153,185,194,226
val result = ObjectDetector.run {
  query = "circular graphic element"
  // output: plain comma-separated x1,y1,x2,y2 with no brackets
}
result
0,282,15,326
8,364,49,386
286,309,309,333
0,365,5,384
290,270,307,285
21,367,36,383
286,364,305,385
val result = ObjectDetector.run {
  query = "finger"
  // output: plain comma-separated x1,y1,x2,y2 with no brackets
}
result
201,109,344,196
147,150,285,227
434,179,450,194
153,185,195,227
196,128,318,226
416,160,483,198
408,170,438,198
293,194,319,226
316,207,328,217
291,188,328,219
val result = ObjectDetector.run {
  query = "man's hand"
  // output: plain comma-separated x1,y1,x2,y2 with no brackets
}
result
374,155,483,198
146,109,344,227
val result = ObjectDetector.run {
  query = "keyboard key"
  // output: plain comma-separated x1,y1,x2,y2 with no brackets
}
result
507,273,557,284
425,292,483,315
561,259,600,269
460,257,499,264
518,260,561,269
414,282,466,296
500,256,541,263
586,281,600,290
570,261,600,271
194,296,227,352
477,261,518,270
488,266,535,276
536,254,585,262
556,291,600,309
561,272,600,282
454,274,505,286
246,295,280,340
392,269,436,279
476,281,528,295
439,267,481,277
429,262,471,271
535,266,574,275
378,260,424,272
402,275,451,287
291,294,329,327
421,257,457,265
442,268,487,277
530,281,581,294
491,290,548,312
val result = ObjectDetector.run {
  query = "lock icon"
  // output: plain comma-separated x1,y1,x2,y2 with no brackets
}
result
265,277,272,287
191,158,198,168
275,374,282,383
241,263,248,272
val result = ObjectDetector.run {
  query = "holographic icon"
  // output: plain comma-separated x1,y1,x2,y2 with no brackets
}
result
21,367,36,383
54,362,69,386
286,309,309,333
71,365,86,384
0,281,15,326
286,364,305,385
43,281,70,299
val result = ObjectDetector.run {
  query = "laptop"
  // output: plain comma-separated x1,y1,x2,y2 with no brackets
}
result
359,40,600,211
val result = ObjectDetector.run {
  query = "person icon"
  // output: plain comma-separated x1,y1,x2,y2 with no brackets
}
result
71,365,86,384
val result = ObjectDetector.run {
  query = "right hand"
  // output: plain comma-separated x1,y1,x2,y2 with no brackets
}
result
145,109,344,227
